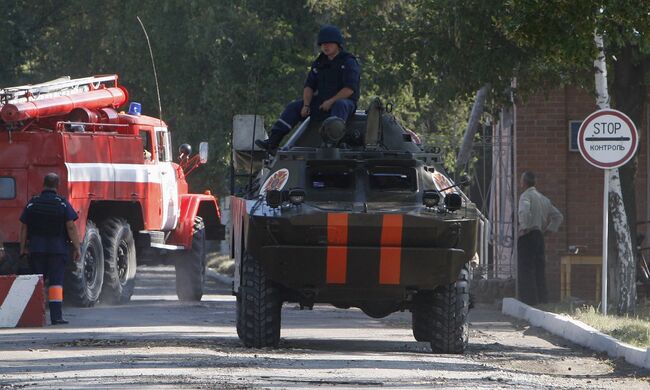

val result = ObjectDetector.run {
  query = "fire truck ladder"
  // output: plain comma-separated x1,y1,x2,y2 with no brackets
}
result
0,75,119,105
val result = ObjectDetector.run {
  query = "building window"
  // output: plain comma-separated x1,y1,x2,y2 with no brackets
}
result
569,120,582,151
0,177,16,199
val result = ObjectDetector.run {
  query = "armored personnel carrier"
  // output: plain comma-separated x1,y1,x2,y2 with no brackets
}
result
230,99,479,353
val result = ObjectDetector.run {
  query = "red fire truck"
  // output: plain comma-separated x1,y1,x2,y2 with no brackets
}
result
0,75,224,306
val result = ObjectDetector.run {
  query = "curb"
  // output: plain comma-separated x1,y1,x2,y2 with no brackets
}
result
502,297,650,369
206,268,234,287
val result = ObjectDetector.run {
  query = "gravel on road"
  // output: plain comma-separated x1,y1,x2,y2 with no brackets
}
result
0,265,648,389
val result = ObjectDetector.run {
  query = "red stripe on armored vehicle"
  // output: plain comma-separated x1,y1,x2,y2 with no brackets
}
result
379,214,403,285
326,213,348,284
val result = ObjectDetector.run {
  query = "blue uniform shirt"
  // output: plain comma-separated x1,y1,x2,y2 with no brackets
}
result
305,51,361,103
20,189,78,255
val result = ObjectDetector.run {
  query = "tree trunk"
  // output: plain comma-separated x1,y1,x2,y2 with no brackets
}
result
606,170,636,314
609,43,646,314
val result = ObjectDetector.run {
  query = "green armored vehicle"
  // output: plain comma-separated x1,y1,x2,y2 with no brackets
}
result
230,100,479,353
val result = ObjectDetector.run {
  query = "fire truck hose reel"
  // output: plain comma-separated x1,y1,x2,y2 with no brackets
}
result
0,87,128,123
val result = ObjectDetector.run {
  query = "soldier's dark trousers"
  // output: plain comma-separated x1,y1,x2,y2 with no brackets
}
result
517,230,547,305
268,98,356,144
31,253,66,323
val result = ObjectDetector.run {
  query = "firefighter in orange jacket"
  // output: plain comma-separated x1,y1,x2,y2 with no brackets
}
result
19,173,81,325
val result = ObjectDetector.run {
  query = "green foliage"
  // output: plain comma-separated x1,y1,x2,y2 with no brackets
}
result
2,0,649,193
0,0,472,189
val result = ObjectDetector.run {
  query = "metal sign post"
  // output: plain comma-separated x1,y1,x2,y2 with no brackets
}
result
578,109,638,315
601,169,609,314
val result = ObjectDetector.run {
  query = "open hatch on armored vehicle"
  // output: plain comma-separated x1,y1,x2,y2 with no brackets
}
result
230,99,479,353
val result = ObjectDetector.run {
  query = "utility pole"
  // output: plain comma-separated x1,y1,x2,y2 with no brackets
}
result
456,84,489,176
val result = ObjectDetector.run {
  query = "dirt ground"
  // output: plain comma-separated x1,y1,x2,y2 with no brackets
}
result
0,265,648,389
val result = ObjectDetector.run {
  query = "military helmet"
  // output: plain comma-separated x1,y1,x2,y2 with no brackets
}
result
317,25,344,46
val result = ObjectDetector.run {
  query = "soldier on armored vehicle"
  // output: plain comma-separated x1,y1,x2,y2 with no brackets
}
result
256,25,360,153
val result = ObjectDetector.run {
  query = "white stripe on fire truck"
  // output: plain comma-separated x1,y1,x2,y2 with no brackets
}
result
0,275,39,328
65,163,163,183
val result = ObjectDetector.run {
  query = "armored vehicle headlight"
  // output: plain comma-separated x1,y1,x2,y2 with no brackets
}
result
265,190,283,208
288,188,306,205
422,190,441,207
444,193,462,211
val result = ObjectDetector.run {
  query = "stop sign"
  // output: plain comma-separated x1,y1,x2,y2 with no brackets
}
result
578,109,639,169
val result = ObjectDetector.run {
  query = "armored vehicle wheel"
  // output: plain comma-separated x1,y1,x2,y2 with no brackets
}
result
430,267,470,353
65,220,104,307
175,216,206,301
100,217,136,304
238,254,282,348
411,268,469,353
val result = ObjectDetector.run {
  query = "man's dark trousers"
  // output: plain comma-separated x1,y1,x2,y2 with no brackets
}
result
517,230,547,305
31,253,66,322
271,98,356,138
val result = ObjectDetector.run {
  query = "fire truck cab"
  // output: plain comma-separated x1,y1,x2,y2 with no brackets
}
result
0,75,224,306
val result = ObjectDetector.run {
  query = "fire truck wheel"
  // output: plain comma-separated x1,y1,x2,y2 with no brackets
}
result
65,220,104,307
428,267,470,354
238,254,282,348
175,216,206,301
100,217,137,304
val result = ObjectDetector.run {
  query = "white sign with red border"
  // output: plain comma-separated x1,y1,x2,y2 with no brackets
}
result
578,109,639,169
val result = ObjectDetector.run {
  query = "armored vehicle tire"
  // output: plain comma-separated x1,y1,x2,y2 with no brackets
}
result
411,268,469,353
100,217,137,304
65,220,104,307
238,254,282,348
430,267,470,353
175,216,206,301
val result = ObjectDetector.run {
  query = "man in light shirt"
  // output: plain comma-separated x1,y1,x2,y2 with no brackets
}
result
518,171,563,305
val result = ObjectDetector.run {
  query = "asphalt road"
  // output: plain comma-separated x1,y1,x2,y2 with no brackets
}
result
0,265,648,389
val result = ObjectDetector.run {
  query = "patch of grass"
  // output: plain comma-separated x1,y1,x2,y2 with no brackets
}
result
538,300,650,348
